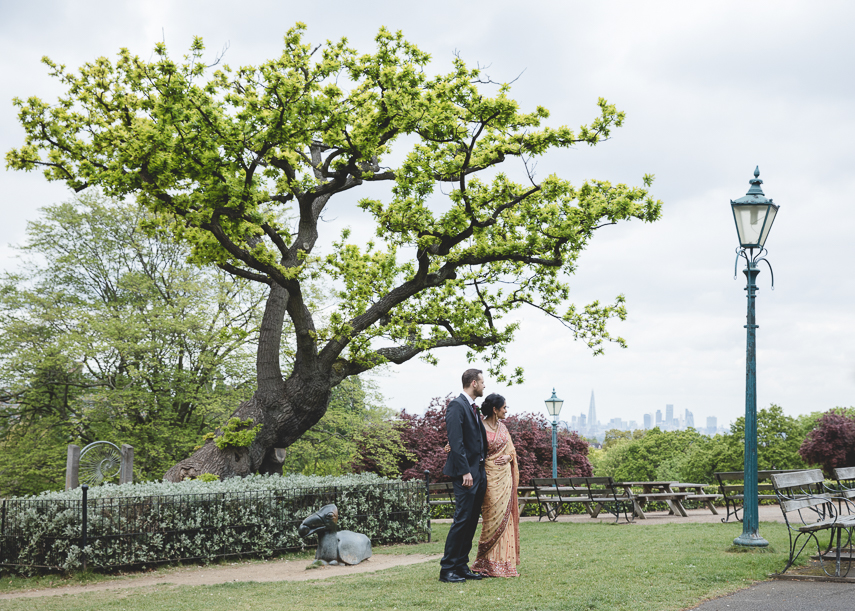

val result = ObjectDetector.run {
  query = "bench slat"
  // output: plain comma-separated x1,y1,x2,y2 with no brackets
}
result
771,469,825,489
834,466,855,481
796,516,855,532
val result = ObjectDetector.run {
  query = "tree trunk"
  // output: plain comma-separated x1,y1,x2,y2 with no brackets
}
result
164,285,330,482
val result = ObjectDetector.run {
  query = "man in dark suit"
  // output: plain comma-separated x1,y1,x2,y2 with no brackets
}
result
439,368,489,583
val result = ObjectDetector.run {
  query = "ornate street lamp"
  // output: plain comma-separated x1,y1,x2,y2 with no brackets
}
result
731,166,778,548
544,389,564,478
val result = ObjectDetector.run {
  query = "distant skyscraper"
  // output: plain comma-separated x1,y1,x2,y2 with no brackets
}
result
665,404,674,426
685,409,694,429
655,410,663,426
706,416,717,434
643,413,652,429
588,390,597,427
579,413,587,428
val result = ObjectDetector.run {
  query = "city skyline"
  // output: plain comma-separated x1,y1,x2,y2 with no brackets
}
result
562,390,724,440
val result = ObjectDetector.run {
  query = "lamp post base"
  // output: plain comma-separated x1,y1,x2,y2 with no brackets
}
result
733,533,769,548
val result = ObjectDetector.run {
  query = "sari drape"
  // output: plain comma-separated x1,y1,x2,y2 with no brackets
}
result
472,420,520,577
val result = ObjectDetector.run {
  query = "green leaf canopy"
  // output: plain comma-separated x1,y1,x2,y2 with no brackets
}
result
7,24,662,384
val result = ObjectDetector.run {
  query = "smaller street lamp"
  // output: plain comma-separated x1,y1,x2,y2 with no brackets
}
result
544,389,564,478
730,166,778,548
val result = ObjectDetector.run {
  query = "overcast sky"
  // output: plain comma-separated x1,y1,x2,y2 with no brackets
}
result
2,1,853,429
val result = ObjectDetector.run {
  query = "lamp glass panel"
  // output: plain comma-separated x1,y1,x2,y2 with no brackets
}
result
546,399,564,417
758,205,778,248
732,204,772,247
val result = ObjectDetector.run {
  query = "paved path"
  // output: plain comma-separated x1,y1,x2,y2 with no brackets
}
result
0,554,441,600
688,580,855,610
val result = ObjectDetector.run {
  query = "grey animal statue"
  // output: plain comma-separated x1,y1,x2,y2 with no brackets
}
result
297,503,372,565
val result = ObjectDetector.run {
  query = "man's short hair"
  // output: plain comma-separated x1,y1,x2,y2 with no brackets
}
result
462,368,483,389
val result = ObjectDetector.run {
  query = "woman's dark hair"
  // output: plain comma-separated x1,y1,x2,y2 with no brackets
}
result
480,393,505,418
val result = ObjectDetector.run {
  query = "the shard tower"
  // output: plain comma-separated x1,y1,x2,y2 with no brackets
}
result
588,390,596,428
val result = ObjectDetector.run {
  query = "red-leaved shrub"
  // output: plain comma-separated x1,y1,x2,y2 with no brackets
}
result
352,395,592,483
799,409,855,476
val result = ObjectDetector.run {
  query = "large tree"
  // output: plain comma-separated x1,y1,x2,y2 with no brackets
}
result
0,194,262,494
7,25,662,481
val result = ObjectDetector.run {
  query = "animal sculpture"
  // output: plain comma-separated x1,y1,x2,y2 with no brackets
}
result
298,503,372,565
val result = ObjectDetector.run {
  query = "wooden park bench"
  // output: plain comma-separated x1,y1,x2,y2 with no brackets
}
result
570,476,633,523
531,477,632,522
771,469,855,577
833,466,855,502
427,481,456,508
715,469,803,523
531,477,594,521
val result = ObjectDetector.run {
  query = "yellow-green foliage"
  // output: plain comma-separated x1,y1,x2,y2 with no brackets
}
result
7,23,662,387
214,417,263,450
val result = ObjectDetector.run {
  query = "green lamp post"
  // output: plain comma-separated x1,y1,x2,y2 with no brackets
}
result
731,166,779,548
544,389,564,478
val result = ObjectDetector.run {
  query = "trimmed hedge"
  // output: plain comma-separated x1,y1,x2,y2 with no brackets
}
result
0,473,429,573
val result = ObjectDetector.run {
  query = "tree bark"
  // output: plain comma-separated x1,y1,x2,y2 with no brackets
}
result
164,285,330,482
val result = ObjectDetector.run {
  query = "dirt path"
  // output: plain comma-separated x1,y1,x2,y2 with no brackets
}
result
0,553,442,600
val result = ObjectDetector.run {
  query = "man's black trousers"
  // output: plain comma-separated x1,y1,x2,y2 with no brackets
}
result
439,463,487,573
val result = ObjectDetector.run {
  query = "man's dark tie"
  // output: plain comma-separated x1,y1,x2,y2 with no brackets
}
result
472,403,484,458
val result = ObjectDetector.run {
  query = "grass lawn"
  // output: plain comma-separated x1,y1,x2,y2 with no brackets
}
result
0,519,798,611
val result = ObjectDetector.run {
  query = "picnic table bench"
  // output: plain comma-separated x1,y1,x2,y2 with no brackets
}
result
771,469,855,577
715,469,803,523
672,483,722,515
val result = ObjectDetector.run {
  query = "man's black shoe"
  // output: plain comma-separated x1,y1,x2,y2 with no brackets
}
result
457,568,483,580
439,570,466,583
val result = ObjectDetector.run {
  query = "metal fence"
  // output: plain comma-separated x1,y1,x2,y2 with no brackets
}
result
0,481,428,571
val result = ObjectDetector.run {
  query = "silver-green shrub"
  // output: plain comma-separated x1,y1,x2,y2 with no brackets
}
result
0,473,429,573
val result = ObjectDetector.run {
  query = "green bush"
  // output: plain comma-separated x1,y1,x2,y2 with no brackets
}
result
1,473,429,573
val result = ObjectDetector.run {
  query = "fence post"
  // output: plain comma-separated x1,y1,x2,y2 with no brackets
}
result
81,484,88,571
1,499,6,563
66,444,80,490
424,470,431,542
120,444,134,484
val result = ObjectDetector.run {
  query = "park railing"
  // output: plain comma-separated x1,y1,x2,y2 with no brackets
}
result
0,481,428,572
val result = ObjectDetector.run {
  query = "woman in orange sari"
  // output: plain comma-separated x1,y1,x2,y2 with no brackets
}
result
471,393,520,577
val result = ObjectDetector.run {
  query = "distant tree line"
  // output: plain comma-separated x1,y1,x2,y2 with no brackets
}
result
589,405,855,484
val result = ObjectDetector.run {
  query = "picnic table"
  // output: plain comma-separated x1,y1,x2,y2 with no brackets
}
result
516,486,538,510
671,482,721,516
616,481,689,519
616,481,722,519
